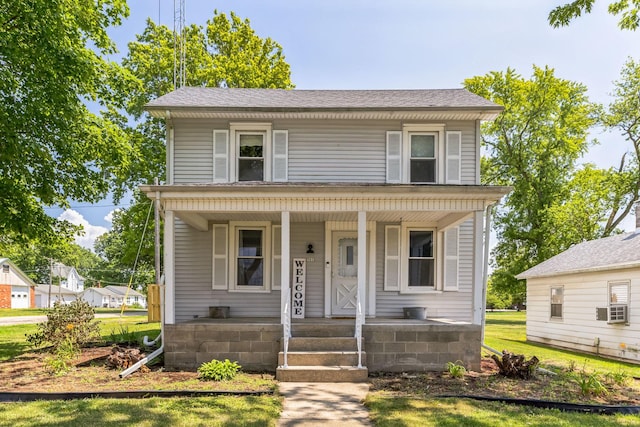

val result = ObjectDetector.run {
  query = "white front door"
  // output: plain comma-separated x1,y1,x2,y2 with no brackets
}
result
331,231,358,316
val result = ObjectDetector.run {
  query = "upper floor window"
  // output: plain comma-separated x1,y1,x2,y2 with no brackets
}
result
213,124,288,183
410,134,436,183
386,124,462,184
238,133,265,181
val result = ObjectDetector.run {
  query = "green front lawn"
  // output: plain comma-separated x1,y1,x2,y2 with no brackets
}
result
367,310,640,426
0,315,157,361
484,311,640,376
367,395,639,427
0,308,48,317
0,395,281,427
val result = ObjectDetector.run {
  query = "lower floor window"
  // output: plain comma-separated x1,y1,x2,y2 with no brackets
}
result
237,229,264,286
550,286,563,319
408,230,434,288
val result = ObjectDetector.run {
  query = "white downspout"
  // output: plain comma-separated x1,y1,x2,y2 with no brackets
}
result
120,275,165,378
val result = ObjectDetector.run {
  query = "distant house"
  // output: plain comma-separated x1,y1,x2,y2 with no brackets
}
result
0,258,36,309
51,263,85,292
34,285,79,308
80,286,146,308
518,210,640,364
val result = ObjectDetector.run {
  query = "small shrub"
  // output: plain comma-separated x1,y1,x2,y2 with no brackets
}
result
603,369,630,386
445,361,467,378
26,300,101,376
573,372,608,396
43,337,80,375
198,359,241,381
26,300,101,350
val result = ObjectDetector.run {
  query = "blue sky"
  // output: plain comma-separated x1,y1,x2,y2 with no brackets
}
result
47,0,638,248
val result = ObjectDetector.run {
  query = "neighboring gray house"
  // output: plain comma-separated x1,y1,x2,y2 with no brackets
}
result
140,87,509,380
80,286,146,308
518,211,640,364
34,285,79,308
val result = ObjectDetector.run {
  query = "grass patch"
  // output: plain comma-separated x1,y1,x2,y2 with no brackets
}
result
0,308,48,318
0,316,158,361
484,311,640,377
0,396,281,427
366,394,640,427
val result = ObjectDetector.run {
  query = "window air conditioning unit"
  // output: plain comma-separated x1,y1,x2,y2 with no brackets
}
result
596,305,628,323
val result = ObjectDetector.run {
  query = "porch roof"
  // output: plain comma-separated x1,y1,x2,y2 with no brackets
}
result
140,182,510,231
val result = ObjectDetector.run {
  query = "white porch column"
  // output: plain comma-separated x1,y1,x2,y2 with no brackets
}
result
280,211,291,324
472,210,484,325
358,211,367,320
164,210,175,324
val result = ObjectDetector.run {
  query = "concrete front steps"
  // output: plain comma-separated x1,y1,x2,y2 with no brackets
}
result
276,325,368,382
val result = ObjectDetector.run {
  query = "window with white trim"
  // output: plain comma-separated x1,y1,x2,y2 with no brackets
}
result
227,222,272,292
398,226,437,293
213,124,288,183
550,286,563,319
409,133,437,183
609,281,629,323
237,133,265,181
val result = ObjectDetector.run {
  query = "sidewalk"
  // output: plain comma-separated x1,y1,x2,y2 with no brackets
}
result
278,382,372,426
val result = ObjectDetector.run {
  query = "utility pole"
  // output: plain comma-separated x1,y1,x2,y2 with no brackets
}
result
47,258,52,308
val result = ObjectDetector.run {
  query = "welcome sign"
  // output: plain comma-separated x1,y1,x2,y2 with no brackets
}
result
292,258,306,318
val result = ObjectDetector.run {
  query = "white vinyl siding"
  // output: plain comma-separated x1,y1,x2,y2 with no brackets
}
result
272,130,288,182
171,119,478,185
386,131,402,183
384,225,401,291
213,130,229,182
446,131,462,184
284,120,389,183
375,220,475,320
526,271,640,364
443,227,459,291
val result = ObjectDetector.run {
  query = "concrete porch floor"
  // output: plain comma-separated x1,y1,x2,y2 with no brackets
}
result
184,316,473,326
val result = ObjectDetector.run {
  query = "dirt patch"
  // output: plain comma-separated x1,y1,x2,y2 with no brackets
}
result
0,346,275,393
370,359,640,406
1,348,638,405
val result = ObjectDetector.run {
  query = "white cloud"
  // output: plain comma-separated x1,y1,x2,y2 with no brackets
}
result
58,209,108,250
104,209,120,224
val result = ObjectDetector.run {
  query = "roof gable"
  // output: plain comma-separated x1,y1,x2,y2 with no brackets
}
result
517,232,640,279
0,258,37,287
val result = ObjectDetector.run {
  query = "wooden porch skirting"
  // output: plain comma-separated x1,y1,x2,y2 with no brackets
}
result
163,318,482,372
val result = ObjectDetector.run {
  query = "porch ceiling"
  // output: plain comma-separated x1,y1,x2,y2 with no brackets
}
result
142,183,510,231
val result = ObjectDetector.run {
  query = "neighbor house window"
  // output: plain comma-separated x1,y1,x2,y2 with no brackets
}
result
238,133,265,181
609,281,629,323
550,286,563,319
407,230,435,288
410,133,437,183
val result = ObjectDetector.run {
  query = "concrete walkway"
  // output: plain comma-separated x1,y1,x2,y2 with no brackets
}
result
278,382,372,426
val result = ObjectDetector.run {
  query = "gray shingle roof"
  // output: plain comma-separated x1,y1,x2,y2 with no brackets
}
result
517,232,640,279
145,87,501,111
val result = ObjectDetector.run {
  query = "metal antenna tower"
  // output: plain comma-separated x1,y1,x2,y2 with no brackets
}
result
173,0,186,88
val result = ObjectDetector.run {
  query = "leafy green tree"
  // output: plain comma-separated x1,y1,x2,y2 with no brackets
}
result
465,66,599,303
112,10,294,191
549,0,640,30
0,0,139,243
94,10,294,286
94,192,156,292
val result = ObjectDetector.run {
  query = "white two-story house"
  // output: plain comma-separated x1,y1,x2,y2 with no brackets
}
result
141,87,509,381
